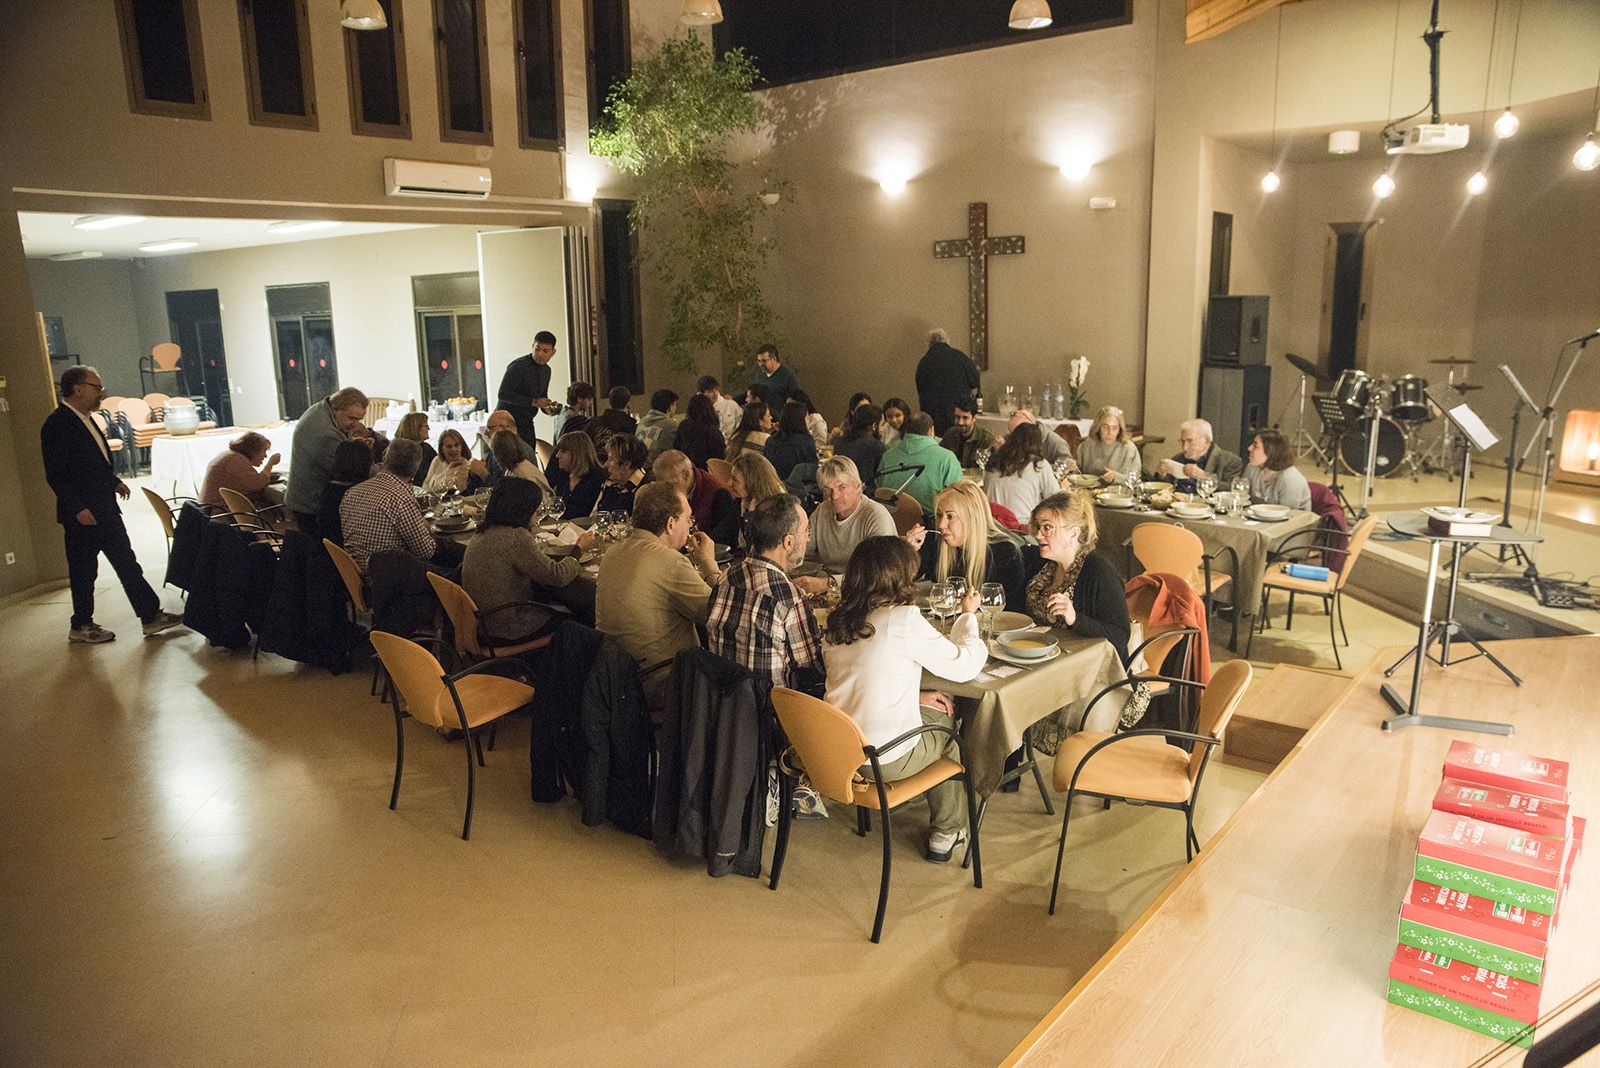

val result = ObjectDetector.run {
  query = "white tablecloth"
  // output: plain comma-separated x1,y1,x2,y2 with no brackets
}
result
149,424,296,498
371,417,484,450
975,414,1092,439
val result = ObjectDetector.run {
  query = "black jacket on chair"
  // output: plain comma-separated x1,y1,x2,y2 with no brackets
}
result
653,650,769,879
179,518,260,650
258,531,361,673
530,621,654,837
40,403,121,523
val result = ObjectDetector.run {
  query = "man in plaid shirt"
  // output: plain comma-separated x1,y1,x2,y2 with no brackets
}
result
339,437,465,571
707,494,823,691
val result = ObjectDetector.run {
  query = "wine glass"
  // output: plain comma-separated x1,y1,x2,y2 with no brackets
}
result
980,582,1005,639
1199,476,1217,501
1231,478,1249,515
930,582,955,633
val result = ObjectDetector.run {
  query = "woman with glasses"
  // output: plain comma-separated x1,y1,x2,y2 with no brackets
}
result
1075,405,1142,484
1024,491,1130,650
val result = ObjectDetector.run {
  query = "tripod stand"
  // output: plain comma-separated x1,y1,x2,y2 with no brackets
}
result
1284,353,1329,466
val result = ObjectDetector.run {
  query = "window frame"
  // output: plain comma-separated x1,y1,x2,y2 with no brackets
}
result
113,0,211,120
432,0,493,146
343,0,411,139
513,0,565,151
594,198,644,394
237,0,318,130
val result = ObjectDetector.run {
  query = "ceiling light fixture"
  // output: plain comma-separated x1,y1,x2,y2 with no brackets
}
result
679,0,723,26
1577,60,1600,172
138,238,199,253
1328,130,1360,155
340,0,387,30
879,175,907,196
50,251,104,261
1373,173,1396,199
1466,170,1488,195
72,214,144,231
1495,2,1522,138
265,220,340,234
1008,0,1052,31
1262,8,1284,194
1059,155,1092,181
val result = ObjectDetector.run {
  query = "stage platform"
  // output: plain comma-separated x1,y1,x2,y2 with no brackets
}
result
1005,635,1600,1067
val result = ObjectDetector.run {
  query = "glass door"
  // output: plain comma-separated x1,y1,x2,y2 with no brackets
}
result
165,288,233,425
416,310,486,409
266,283,338,419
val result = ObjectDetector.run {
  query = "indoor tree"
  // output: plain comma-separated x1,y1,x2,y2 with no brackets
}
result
590,31,782,379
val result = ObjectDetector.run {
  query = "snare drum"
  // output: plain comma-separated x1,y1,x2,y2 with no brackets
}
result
1390,374,1431,422
1334,369,1374,413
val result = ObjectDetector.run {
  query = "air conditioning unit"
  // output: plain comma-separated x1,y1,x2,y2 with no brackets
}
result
382,158,493,199
1383,123,1471,156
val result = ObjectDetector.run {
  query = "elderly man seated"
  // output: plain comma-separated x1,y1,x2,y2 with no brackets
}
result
1158,417,1244,485
708,493,823,692
938,397,997,468
339,437,465,571
475,409,538,486
651,449,740,548
804,456,896,581
596,480,721,712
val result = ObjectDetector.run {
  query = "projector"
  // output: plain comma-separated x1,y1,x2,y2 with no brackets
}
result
1384,123,1471,155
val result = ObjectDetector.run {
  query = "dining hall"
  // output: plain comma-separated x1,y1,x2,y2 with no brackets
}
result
1,1,1598,1064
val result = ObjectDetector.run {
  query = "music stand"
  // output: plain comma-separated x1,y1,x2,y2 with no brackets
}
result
1311,392,1354,515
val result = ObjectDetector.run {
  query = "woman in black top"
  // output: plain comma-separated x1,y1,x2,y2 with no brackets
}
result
594,434,647,515
1024,490,1130,654
906,479,1027,610
835,403,886,491
549,431,605,520
763,401,818,480
672,393,726,470
316,439,377,546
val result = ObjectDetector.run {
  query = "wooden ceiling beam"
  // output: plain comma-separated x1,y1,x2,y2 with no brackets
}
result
1186,0,1297,44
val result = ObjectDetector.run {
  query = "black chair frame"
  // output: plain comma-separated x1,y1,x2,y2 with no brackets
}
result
1246,533,1356,670
769,720,983,944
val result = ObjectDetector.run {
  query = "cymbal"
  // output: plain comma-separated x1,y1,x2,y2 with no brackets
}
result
1428,358,1477,366
1284,353,1324,380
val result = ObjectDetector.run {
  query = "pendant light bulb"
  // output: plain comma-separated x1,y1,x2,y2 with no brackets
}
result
678,0,723,26
1493,109,1520,139
1373,173,1396,199
1575,134,1600,172
1260,170,1281,193
1466,171,1488,196
1008,0,1052,31
339,0,387,30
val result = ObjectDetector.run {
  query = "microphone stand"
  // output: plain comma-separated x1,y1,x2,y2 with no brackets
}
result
1492,364,1538,568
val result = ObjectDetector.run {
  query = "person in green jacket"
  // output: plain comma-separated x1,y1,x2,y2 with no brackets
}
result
879,411,963,516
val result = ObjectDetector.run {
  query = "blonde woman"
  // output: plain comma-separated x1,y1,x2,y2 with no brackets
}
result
1075,405,1142,484
729,452,786,515
394,411,436,486
1024,491,1130,648
905,479,1026,610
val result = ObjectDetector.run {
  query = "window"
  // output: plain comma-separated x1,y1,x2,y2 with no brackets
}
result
586,0,630,131
114,0,210,118
596,200,643,393
344,0,410,138
515,0,563,148
266,283,339,420
239,0,316,129
412,273,487,409
433,0,492,144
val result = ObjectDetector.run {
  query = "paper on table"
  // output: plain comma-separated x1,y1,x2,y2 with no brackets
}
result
977,663,1025,683
549,523,583,545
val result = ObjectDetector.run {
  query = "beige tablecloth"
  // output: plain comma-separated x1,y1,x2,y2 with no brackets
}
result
924,635,1127,797
1091,504,1320,616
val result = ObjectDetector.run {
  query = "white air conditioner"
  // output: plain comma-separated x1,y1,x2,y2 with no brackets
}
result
383,158,493,199
1384,123,1471,156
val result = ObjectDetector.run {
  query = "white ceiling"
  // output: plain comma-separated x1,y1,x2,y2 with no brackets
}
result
17,212,435,260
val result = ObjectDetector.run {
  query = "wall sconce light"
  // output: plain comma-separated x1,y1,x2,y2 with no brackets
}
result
1059,157,1092,181
1008,0,1052,31
340,0,387,31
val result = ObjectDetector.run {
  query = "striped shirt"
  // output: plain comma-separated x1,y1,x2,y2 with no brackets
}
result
339,471,436,570
707,556,823,690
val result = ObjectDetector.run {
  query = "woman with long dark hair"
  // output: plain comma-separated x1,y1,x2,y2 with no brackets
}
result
550,431,604,519
834,403,886,490
983,422,1061,523
462,476,596,637
727,401,773,459
673,393,727,470
880,397,912,448
763,401,819,480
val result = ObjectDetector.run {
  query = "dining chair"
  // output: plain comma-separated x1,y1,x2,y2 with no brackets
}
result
1246,514,1378,671
140,342,184,395
360,398,396,429
370,631,535,840
535,438,554,468
1056,423,1083,452
1047,659,1253,914
324,538,386,700
1131,522,1240,649
706,457,734,486
216,487,285,547
768,687,983,944
425,572,563,671
872,488,925,536
218,486,288,533
142,486,196,587
1124,581,1201,705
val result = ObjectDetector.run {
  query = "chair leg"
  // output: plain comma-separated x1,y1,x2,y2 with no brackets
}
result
389,709,405,810
1103,798,1112,810
1048,792,1077,916
961,796,989,871
1185,806,1197,861
856,807,870,837
1025,737,1054,815
472,731,486,768
487,722,498,752
461,726,477,840
1187,812,1201,858
1286,591,1296,629
963,775,983,891
769,770,794,890
1337,591,1350,646
870,805,892,944
370,657,380,697
1328,595,1342,671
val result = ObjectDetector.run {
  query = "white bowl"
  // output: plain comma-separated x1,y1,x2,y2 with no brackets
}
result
1248,503,1291,520
996,628,1059,660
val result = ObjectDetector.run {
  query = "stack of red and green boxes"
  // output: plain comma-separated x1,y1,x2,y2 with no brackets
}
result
1387,741,1585,1048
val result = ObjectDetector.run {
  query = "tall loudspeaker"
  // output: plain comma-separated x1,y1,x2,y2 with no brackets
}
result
1199,365,1272,457
1205,295,1269,366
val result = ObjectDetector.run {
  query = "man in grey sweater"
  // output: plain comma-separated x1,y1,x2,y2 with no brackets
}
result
287,387,369,537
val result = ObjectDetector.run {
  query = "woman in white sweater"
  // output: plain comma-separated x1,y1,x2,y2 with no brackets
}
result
822,536,986,861
983,422,1062,522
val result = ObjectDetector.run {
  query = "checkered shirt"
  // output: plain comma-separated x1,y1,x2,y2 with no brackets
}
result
339,471,436,570
707,556,823,690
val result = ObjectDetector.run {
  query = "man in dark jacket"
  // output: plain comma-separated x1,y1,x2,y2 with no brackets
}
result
747,343,797,411
915,328,981,435
496,329,560,447
40,366,183,644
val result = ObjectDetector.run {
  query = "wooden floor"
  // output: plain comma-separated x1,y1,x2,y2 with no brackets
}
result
1005,635,1600,1067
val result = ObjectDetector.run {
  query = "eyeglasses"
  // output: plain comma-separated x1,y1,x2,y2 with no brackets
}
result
1035,522,1079,538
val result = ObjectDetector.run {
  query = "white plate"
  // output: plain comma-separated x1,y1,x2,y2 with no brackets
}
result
1097,497,1135,509
987,641,1063,667
1170,506,1214,520
1247,504,1291,520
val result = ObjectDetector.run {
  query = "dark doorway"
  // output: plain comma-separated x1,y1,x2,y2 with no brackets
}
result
1327,227,1367,376
266,283,339,419
165,288,232,425
1209,212,1233,297
595,198,643,392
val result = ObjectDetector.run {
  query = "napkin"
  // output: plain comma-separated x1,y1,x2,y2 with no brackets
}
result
550,523,584,545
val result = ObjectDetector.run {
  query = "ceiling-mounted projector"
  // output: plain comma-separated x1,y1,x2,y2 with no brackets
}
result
1383,123,1470,156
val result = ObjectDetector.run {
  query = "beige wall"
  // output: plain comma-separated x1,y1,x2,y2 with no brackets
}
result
25,260,145,398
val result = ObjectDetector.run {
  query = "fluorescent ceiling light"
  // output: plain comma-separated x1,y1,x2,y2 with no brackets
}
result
50,251,104,261
138,238,200,253
265,220,340,234
340,0,387,30
72,215,145,231
1009,0,1052,31
679,0,723,25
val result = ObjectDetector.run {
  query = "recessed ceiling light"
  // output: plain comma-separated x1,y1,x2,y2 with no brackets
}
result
50,251,105,261
72,215,145,231
265,220,341,234
139,238,200,253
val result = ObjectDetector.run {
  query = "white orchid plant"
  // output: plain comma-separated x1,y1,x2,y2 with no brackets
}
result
1067,356,1090,418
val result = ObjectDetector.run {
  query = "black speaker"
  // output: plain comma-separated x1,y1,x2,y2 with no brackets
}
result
1199,364,1272,457
1205,295,1269,366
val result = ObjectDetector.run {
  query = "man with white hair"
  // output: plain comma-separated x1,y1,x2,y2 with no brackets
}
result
1160,418,1244,484
1009,408,1074,466
801,456,897,581
915,327,981,436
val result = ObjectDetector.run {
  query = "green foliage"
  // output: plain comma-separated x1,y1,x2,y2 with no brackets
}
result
590,32,780,378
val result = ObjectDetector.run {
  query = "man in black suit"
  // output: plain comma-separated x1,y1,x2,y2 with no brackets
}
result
40,366,183,644
915,327,981,436
495,329,560,448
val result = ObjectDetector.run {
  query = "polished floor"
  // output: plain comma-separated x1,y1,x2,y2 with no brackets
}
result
0,480,1508,1066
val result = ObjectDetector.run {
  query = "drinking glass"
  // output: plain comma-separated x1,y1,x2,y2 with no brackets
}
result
1231,478,1249,514
1199,477,1217,500
980,582,1005,639
930,582,955,633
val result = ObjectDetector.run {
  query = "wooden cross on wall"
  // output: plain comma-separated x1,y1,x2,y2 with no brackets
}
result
933,202,1025,370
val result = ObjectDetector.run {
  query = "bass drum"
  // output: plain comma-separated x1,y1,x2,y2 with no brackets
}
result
1390,374,1431,422
1339,417,1408,478
1334,369,1374,414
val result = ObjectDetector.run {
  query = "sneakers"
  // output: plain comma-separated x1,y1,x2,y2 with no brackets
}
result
68,624,116,644
925,828,969,863
791,785,829,820
141,611,185,637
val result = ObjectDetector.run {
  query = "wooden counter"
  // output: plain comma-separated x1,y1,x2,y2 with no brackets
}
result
1005,636,1600,1067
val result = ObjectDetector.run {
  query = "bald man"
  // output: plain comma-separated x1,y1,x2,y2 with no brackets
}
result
652,450,740,549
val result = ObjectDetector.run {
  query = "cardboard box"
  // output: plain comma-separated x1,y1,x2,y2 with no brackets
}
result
1398,881,1553,982
1389,944,1542,1024
1415,810,1569,916
1387,980,1535,1049
1444,740,1570,803
1433,777,1571,840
